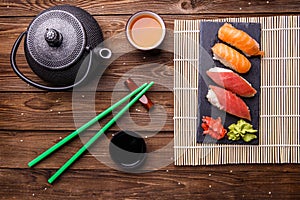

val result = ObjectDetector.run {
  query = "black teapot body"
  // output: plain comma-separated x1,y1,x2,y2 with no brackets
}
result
10,5,111,91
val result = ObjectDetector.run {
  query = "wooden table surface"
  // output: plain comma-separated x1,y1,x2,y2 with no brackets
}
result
0,0,299,199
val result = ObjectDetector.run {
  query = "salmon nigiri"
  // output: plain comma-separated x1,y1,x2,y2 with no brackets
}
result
206,67,257,97
206,85,251,120
218,23,264,57
211,43,251,74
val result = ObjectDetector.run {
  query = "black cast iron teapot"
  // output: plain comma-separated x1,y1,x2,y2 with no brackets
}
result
10,5,112,91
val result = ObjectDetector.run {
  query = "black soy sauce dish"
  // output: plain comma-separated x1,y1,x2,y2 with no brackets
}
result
109,131,147,170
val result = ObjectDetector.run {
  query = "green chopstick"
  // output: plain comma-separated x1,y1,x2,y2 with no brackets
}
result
48,81,154,184
28,83,148,168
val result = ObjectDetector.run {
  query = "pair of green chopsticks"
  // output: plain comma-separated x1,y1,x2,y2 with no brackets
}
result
28,82,154,184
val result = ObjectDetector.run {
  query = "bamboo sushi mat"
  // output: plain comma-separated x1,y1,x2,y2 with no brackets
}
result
174,15,300,165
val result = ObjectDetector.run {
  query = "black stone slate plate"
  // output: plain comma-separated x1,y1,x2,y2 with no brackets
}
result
197,21,261,145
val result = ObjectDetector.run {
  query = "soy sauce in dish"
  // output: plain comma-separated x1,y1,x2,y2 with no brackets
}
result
109,131,146,169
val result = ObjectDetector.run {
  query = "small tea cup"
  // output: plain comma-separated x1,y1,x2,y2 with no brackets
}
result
125,11,166,51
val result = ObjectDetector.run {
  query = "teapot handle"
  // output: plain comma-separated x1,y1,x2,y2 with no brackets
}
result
10,31,101,91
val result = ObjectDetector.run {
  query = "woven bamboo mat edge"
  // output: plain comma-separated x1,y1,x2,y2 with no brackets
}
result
174,15,300,165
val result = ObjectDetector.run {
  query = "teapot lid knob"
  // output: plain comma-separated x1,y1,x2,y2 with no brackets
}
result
44,28,63,47
26,9,86,70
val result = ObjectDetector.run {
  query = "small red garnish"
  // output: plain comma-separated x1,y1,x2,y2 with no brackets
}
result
201,116,227,140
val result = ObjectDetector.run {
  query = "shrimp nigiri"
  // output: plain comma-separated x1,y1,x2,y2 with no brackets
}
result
218,23,264,57
211,43,251,74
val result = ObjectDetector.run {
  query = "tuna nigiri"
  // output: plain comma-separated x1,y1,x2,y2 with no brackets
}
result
206,85,251,120
212,43,251,74
218,23,264,57
206,67,257,97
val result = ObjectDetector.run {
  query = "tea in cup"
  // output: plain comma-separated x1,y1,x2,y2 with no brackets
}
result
126,11,166,50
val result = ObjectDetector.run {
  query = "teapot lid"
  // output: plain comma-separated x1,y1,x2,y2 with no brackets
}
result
26,10,86,70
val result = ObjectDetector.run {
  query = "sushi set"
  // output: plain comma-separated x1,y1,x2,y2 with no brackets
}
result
197,21,262,145
9,4,299,169
174,16,300,165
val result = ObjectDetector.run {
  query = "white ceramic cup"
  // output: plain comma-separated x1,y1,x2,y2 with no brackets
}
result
125,11,166,51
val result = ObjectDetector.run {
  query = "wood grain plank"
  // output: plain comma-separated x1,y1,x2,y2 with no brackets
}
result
0,1,299,199
0,130,174,169
0,16,175,92
0,0,299,17
1,166,300,199
2,14,297,92
0,92,173,131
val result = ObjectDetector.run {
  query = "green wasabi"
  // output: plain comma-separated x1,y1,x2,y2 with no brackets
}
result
227,119,258,142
